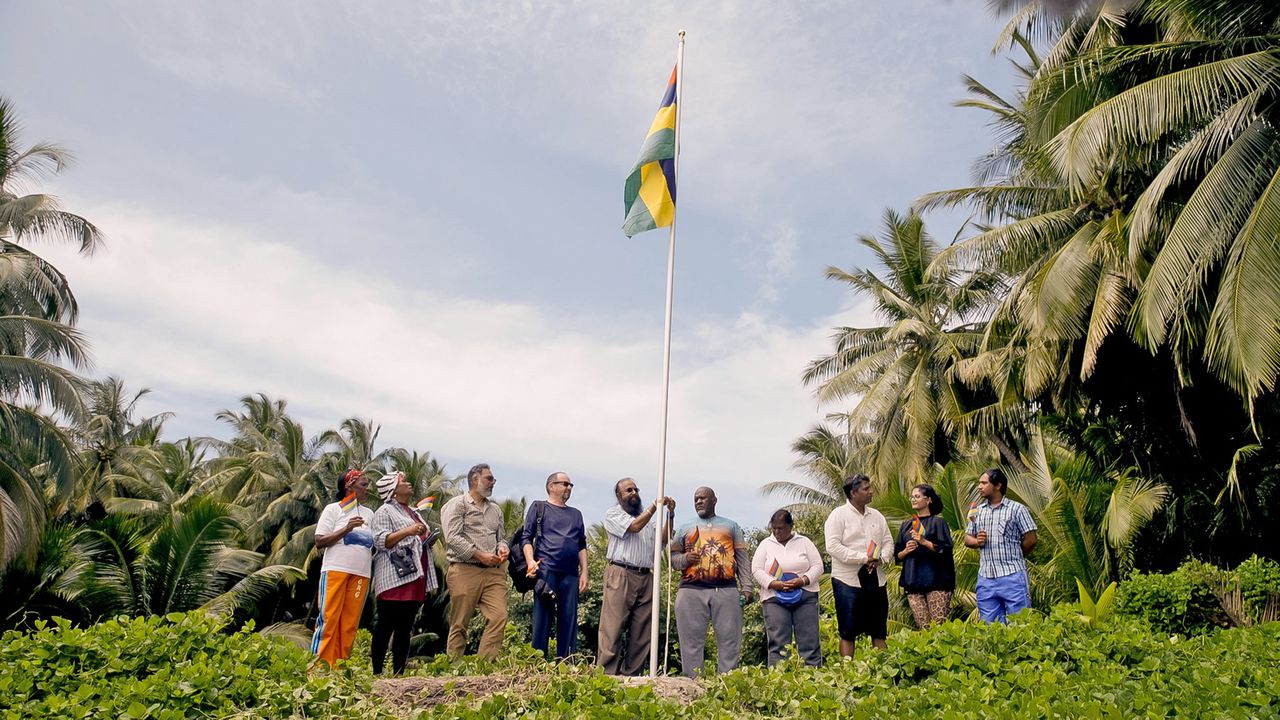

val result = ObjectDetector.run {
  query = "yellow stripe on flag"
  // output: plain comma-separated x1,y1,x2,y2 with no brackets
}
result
637,163,675,227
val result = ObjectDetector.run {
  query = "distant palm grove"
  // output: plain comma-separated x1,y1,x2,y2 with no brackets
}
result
2,0,1279,657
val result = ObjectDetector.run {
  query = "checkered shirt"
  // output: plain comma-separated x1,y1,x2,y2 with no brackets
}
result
966,498,1036,578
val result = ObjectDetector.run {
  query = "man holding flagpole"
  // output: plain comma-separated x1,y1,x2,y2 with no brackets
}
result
597,478,675,675
621,30,685,677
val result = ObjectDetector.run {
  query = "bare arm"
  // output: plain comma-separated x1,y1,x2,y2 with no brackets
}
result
315,507,364,549
523,542,539,577
626,503,660,533
1021,530,1038,555
315,521,360,548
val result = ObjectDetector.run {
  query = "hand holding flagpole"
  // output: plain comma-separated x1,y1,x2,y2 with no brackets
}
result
616,29,686,678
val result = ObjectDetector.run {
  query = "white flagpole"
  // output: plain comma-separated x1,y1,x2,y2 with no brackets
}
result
650,28,685,679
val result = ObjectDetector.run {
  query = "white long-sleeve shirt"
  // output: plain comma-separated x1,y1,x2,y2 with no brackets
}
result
824,502,894,587
751,532,823,602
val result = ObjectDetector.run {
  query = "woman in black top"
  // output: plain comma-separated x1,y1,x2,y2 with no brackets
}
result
894,484,955,628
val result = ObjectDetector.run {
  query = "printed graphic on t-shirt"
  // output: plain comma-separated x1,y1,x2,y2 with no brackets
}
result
343,527,374,548
681,525,736,585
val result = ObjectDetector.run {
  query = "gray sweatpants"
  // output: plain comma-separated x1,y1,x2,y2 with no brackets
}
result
762,592,822,667
675,585,742,677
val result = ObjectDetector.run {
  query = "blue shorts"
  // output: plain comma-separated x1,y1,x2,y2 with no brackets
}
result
976,571,1030,623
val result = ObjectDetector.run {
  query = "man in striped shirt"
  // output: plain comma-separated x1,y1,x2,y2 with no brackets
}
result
597,478,674,675
964,468,1038,623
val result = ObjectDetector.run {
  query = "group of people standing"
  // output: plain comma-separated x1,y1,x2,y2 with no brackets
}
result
308,462,1038,677
310,469,439,674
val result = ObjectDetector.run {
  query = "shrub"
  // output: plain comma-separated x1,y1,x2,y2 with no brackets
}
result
1115,562,1226,634
0,612,385,719
424,609,1280,719
1117,556,1280,634
1237,554,1280,617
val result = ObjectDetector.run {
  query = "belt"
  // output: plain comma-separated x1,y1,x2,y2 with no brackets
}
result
609,560,652,575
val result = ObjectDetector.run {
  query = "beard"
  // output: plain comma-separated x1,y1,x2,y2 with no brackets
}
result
622,495,643,516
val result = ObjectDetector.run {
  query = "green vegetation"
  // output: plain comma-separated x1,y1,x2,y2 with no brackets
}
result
0,613,386,719
779,0,1280,613
4,593,1277,719
1,0,1280,715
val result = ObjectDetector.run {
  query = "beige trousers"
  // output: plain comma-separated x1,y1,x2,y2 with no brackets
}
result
596,563,654,675
446,563,508,660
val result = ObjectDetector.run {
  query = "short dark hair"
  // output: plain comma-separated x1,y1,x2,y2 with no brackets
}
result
843,474,871,500
913,484,944,515
769,509,793,527
984,468,1008,495
466,463,490,488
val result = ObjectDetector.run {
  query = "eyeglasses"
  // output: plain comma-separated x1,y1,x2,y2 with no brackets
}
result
553,481,574,487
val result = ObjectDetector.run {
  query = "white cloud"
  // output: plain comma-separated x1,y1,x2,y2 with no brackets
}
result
42,202,876,523
105,1,1004,220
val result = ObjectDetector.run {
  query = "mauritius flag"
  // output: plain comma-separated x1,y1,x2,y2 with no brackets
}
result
622,66,677,237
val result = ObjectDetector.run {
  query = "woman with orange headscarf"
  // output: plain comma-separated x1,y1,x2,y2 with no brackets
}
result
311,469,375,666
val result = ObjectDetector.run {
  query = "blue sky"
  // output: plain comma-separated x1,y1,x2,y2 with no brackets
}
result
3,1,1014,529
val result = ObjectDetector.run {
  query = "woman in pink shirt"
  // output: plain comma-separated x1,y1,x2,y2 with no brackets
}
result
751,509,824,667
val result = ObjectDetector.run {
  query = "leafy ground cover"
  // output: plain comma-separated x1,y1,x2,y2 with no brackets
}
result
3,608,1276,719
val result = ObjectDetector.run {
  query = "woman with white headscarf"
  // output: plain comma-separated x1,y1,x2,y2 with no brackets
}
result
370,471,439,674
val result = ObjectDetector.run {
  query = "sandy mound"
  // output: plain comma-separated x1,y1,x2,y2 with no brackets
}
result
372,673,704,714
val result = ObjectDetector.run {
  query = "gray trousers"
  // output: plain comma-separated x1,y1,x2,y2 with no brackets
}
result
762,592,822,667
675,585,742,677
596,563,653,676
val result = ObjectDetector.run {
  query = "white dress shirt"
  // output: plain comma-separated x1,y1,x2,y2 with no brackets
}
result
824,502,894,587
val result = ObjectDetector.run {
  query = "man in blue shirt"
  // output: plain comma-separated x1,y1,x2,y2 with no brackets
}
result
964,468,1038,623
522,471,588,660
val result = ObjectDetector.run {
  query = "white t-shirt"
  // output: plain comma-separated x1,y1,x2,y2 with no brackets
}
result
316,502,375,577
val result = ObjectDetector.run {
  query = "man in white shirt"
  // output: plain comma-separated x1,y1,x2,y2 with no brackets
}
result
596,477,675,675
824,474,893,658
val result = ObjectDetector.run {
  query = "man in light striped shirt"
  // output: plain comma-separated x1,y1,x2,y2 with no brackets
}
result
596,477,675,676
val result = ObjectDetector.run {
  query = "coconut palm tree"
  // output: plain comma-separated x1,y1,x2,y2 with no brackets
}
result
0,97,103,326
318,416,387,474
803,210,999,485
0,313,88,570
77,494,302,619
0,98,105,571
204,396,332,567
0,521,94,629
74,378,171,510
103,438,208,526
1038,1,1280,399
764,418,867,511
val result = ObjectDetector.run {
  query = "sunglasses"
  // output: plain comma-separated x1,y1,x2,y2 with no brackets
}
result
553,481,574,488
